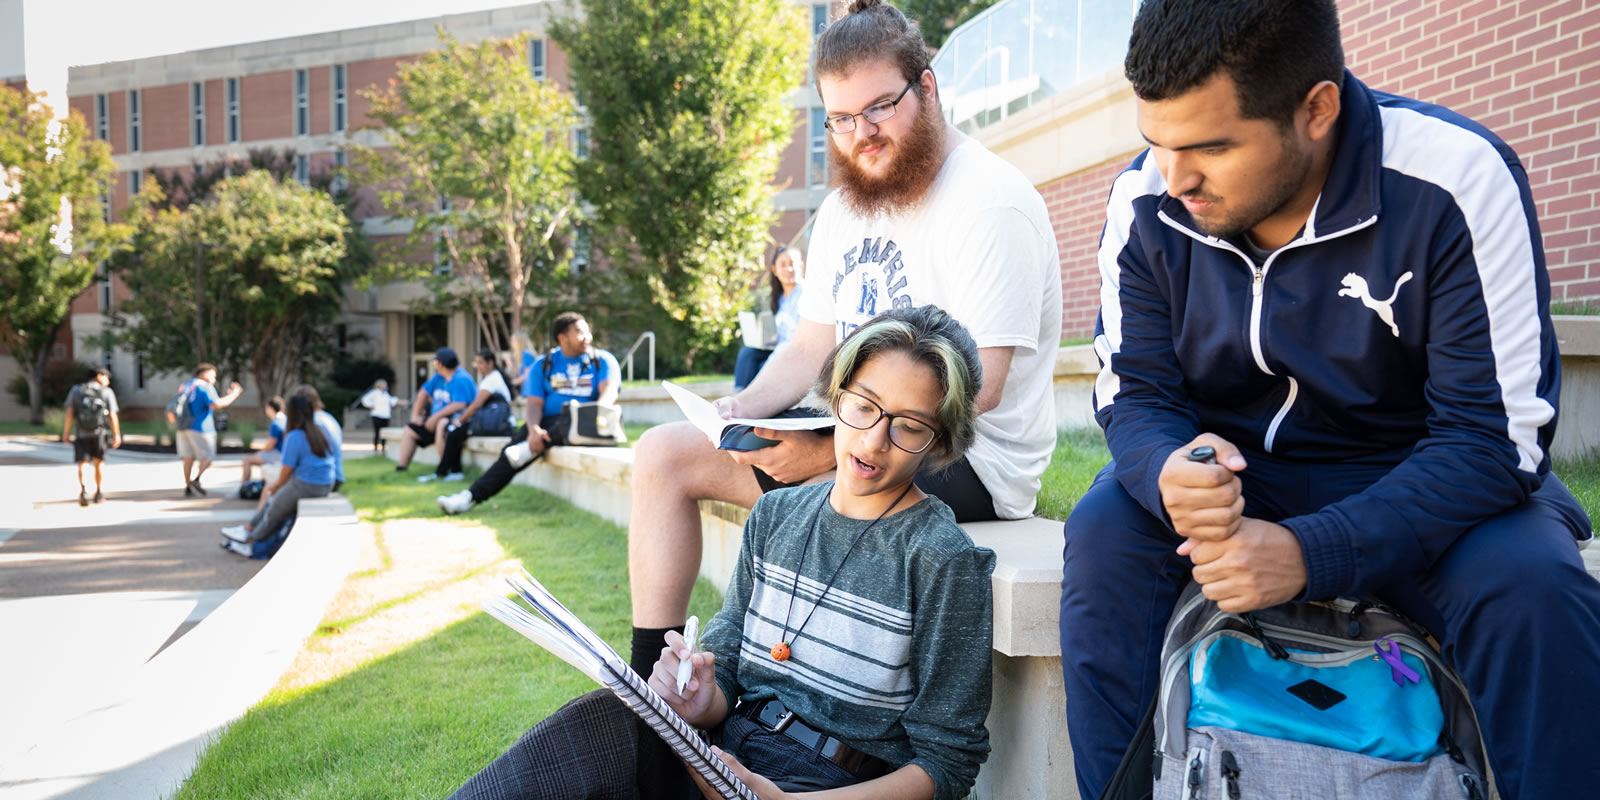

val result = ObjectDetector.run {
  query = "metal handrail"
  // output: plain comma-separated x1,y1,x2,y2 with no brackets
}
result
622,331,655,383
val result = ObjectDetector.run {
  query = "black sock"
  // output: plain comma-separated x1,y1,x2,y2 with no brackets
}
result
630,625,685,679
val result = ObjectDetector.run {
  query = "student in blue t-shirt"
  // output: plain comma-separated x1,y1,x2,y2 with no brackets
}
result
239,395,286,488
173,362,244,498
437,312,619,515
394,347,478,471
219,392,338,555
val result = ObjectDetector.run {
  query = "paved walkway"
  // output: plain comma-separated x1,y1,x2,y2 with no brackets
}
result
0,437,368,799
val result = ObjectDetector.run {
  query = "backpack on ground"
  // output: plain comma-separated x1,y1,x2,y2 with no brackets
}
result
239,479,265,500
166,381,196,431
74,381,112,433
1105,581,1495,800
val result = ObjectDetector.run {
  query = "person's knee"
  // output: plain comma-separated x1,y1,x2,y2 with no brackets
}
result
633,423,708,488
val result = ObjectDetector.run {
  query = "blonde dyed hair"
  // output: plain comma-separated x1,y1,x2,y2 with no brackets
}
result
816,305,982,470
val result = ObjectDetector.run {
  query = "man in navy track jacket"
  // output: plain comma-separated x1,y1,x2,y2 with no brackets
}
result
1058,2,1600,798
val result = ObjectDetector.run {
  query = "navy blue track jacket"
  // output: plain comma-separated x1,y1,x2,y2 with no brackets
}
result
1092,71,1566,602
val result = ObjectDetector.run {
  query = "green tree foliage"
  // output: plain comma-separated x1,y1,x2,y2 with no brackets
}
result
0,87,125,423
356,31,579,368
900,0,998,51
551,0,809,367
110,171,351,405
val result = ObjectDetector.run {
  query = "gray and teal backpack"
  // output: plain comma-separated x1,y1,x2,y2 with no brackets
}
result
1107,581,1496,800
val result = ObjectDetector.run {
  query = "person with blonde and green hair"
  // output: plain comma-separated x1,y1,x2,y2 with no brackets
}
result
451,305,996,800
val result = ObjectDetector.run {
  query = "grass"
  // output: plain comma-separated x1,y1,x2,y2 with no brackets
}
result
172,457,725,799
1551,300,1600,316
621,372,733,390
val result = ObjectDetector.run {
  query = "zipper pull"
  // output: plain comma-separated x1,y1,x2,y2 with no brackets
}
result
1220,751,1241,799
1252,269,1264,296
1347,600,1372,637
1187,751,1204,799
1244,613,1290,660
1460,773,1484,800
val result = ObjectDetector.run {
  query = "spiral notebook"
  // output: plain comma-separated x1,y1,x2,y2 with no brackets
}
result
483,569,756,800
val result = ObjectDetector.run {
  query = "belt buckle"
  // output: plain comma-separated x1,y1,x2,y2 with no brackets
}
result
755,700,795,733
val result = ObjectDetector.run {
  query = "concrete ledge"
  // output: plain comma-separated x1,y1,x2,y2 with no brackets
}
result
616,380,735,426
0,497,362,799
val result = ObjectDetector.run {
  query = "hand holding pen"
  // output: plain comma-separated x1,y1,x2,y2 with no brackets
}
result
650,617,720,727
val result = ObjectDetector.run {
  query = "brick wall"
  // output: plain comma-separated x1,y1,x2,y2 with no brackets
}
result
1043,0,1600,338
1339,0,1600,302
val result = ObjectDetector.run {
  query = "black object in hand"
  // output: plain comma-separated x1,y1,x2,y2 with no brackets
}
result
718,425,780,452
1187,445,1217,464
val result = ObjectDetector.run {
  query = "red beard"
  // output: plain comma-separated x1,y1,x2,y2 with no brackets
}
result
829,96,947,217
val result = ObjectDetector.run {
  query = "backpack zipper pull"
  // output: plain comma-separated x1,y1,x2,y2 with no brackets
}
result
1187,751,1204,799
1347,600,1372,637
1244,613,1290,660
1220,750,1241,799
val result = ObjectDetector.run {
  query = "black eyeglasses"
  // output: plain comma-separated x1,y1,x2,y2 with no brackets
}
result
833,388,941,454
823,82,916,135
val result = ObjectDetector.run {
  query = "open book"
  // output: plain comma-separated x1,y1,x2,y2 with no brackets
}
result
662,381,833,448
483,570,757,800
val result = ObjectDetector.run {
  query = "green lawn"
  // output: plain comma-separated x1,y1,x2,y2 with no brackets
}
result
172,457,724,799
621,372,733,390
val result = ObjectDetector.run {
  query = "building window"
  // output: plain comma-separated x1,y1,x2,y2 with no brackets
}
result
294,69,309,136
571,225,591,273
226,78,240,143
813,3,829,36
100,190,111,222
529,39,546,80
331,150,348,193
809,108,827,187
96,94,108,141
99,272,112,312
102,351,114,374
295,153,310,184
333,64,347,133
336,323,349,353
127,89,141,152
130,169,142,198
191,82,206,146
574,128,589,159
135,355,145,390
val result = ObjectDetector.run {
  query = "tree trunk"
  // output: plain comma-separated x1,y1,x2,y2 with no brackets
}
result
26,338,51,426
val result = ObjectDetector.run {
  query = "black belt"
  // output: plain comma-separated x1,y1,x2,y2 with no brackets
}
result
735,698,890,780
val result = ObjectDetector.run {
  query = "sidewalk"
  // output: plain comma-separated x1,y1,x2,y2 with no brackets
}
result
0,438,365,799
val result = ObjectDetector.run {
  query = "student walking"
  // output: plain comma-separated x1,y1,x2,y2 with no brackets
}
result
61,367,121,506
358,379,404,451
171,363,243,497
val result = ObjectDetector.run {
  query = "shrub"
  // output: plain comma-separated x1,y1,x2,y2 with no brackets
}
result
319,356,397,416
235,421,257,449
6,360,113,409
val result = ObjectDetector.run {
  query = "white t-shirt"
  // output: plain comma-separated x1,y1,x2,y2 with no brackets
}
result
477,370,513,404
800,136,1062,518
359,388,399,418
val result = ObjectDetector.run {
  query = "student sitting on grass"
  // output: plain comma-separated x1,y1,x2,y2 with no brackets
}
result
451,305,995,800
219,393,338,556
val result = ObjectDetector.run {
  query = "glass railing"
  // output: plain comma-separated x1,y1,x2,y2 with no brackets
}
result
932,0,1137,133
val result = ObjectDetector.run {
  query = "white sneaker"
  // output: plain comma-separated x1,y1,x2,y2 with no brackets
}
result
504,441,534,468
222,539,254,558
437,490,475,515
442,472,466,482
220,525,250,543
417,474,439,483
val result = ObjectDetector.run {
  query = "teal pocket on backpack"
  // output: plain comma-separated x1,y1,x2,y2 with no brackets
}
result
1188,633,1446,762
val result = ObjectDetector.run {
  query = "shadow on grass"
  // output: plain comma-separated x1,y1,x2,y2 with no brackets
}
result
173,457,723,799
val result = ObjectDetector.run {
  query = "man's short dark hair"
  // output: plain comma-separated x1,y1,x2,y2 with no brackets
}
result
194,362,216,377
1125,0,1345,127
813,0,932,101
90,366,111,380
266,395,285,413
551,311,586,342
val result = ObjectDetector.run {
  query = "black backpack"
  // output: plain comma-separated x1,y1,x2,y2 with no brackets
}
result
75,382,113,433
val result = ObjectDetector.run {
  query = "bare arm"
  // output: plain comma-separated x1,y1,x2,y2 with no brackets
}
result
596,378,619,406
214,382,244,409
268,463,296,494
110,412,121,447
61,408,76,442
725,319,835,418
975,346,1015,415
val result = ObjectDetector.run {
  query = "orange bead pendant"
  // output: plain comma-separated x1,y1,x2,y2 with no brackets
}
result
770,642,791,662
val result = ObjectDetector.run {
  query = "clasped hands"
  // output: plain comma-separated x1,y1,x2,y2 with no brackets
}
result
1160,434,1307,613
650,631,796,800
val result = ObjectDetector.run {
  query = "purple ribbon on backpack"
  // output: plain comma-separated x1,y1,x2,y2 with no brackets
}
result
1374,638,1421,686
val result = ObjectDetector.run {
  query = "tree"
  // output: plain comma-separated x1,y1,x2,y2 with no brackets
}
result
551,0,809,367
356,31,580,367
111,171,351,405
900,0,998,51
0,87,125,423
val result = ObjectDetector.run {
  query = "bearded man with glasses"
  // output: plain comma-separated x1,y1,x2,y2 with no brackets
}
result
622,0,1061,680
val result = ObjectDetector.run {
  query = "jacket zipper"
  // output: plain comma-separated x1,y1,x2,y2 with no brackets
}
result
1154,209,1380,453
